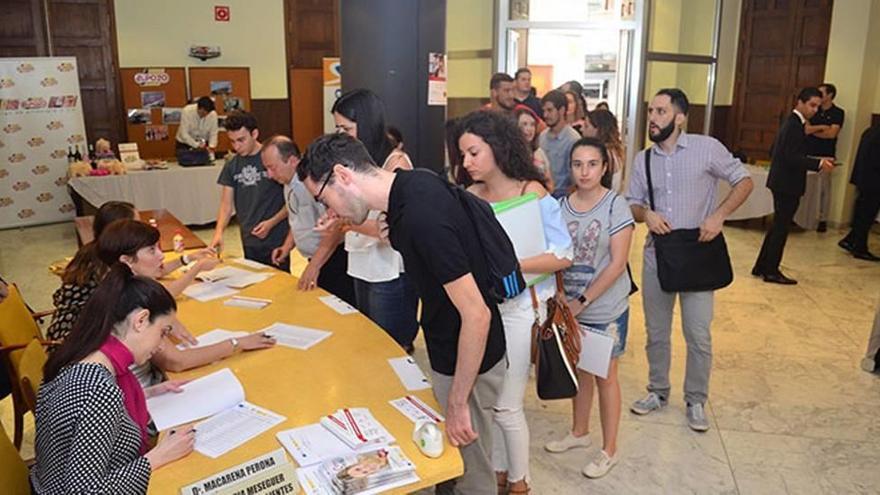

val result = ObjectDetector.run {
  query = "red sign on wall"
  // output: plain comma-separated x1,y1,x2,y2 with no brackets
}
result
214,5,230,22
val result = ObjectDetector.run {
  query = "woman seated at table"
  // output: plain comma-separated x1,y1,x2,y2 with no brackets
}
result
95,218,276,385
32,265,195,494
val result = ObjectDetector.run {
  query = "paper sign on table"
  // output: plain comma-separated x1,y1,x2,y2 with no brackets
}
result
146,368,244,431
577,327,615,379
260,323,331,350
223,296,272,309
183,282,239,302
318,295,358,315
230,257,274,271
387,357,430,391
177,329,249,350
389,395,444,424
277,423,388,467
318,408,395,450
194,402,286,458
179,448,288,495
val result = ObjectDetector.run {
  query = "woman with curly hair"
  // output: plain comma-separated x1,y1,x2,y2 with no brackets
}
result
454,110,573,494
582,109,627,192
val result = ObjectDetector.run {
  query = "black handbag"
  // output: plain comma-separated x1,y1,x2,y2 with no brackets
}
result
645,151,733,292
530,273,580,400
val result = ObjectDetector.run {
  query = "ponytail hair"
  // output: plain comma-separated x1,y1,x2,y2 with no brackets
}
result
44,263,176,382
62,201,136,286
96,219,160,267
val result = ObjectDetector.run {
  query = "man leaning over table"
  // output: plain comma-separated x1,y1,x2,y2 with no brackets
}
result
209,111,290,271
260,135,356,305
175,96,219,152
297,133,506,495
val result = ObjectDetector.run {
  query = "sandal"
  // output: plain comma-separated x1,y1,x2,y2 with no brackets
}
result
508,479,530,494
496,471,508,495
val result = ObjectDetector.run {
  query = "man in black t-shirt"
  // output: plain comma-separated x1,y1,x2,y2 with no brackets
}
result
297,133,506,495
805,83,845,232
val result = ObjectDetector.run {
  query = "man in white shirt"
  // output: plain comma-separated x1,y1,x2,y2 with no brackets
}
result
175,96,219,151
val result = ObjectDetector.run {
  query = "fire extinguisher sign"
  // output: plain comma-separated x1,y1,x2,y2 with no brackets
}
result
214,5,230,22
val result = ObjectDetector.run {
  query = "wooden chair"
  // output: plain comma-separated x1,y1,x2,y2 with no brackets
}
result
0,421,31,495
18,339,47,413
0,284,56,449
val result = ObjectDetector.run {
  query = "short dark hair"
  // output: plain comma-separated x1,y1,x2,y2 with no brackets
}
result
819,83,837,99
262,135,301,162
541,89,567,110
224,110,258,132
296,133,377,184
797,87,822,103
490,72,514,91
196,96,215,113
656,88,690,115
514,67,531,79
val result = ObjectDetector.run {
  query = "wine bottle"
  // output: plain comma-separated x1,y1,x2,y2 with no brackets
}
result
67,146,74,163
73,145,82,162
88,144,97,169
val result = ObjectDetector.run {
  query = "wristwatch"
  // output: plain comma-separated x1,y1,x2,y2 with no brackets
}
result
230,338,240,351
577,294,591,306
180,254,191,266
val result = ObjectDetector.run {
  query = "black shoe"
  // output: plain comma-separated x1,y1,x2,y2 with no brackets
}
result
763,272,798,285
817,221,827,233
838,238,855,253
751,266,763,277
853,251,880,262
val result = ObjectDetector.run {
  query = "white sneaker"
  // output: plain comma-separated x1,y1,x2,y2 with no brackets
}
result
544,432,592,453
582,450,618,478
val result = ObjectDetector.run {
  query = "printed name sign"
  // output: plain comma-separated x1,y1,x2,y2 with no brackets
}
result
180,449,288,495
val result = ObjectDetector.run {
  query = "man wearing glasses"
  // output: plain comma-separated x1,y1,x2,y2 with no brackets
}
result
261,135,355,305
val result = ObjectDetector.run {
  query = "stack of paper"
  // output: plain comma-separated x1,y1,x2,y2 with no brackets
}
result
277,423,388,468
260,323,331,350
319,408,394,450
296,446,418,495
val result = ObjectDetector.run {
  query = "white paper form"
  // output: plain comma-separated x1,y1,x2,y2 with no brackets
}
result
196,266,273,289
277,423,386,467
387,357,431,391
389,395,444,424
183,282,239,302
577,327,615,379
177,328,249,350
230,257,274,271
224,296,272,309
146,368,245,431
318,295,358,315
260,323,331,350
194,402,286,458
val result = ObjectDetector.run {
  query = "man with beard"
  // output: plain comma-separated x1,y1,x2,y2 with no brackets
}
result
626,88,753,432
486,73,516,113
539,89,581,198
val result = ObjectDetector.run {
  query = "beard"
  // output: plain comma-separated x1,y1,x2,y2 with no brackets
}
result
648,120,676,143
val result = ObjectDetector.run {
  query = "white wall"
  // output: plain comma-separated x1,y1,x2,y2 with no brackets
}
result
114,0,287,99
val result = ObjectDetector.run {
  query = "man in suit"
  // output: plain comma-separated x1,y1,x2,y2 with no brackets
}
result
839,122,880,261
753,87,834,284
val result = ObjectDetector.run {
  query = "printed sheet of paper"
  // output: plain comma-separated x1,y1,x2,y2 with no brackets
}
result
277,423,386,467
223,296,272,310
183,282,239,302
177,328,248,350
577,328,615,379
194,402,286,458
230,257,274,271
197,266,273,289
146,368,244,431
260,323,331,350
389,395,444,424
388,357,431,391
318,295,358,315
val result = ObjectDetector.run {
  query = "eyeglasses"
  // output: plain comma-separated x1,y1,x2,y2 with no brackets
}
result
313,170,334,205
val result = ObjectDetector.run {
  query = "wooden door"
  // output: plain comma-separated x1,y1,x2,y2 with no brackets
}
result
46,0,123,146
0,0,49,57
730,0,833,160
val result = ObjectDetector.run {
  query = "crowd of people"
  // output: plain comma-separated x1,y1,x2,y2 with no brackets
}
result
16,66,880,495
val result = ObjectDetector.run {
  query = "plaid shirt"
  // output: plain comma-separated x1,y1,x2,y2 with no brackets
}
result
626,133,749,250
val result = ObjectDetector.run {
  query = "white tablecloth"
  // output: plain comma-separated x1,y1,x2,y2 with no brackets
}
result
718,164,827,229
68,161,223,225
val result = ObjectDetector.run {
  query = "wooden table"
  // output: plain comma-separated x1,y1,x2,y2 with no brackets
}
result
148,263,462,493
74,209,207,252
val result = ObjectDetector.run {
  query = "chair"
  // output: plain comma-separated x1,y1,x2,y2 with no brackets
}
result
0,421,31,495
0,283,56,449
18,339,47,413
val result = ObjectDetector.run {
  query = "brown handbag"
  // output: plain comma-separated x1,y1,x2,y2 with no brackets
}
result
529,272,582,400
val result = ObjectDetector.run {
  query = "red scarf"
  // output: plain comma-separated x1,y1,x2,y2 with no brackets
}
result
99,335,149,453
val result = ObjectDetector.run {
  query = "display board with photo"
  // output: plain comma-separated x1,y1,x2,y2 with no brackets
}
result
141,91,165,108
210,80,232,95
127,108,151,125
162,107,181,124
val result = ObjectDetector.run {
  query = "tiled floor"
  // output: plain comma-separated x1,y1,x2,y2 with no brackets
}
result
2,219,879,494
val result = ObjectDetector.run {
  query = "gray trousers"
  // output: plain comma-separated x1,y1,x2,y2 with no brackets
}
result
432,358,505,495
642,258,714,404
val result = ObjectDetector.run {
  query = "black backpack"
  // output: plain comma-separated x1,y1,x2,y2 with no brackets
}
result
421,170,526,302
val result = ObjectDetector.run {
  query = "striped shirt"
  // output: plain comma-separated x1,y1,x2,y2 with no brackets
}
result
626,133,749,256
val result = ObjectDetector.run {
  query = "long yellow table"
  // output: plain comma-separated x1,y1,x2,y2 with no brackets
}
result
148,264,462,493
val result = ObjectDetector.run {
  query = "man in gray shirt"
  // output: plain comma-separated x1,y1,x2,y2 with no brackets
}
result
539,90,582,198
261,135,355,305
626,89,753,432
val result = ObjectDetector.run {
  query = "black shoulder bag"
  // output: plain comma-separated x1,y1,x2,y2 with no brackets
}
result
645,151,733,292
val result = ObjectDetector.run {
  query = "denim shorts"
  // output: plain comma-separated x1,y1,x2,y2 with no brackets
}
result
579,308,629,359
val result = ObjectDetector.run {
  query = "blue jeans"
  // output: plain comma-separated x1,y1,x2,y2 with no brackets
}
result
353,273,419,350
